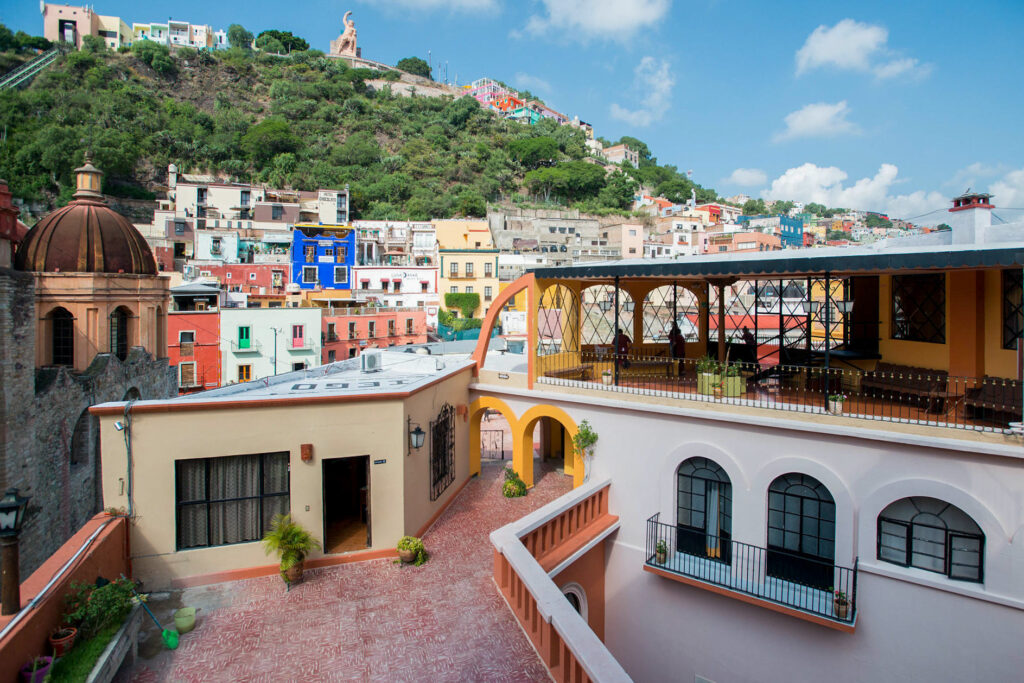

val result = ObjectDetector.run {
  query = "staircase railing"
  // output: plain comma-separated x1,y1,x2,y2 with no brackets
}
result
0,47,62,91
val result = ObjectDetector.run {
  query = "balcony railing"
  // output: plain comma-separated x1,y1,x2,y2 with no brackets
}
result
288,337,315,351
230,340,261,354
535,351,1023,434
646,514,857,625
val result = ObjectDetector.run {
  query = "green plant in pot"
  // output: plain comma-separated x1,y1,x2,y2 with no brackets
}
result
262,514,321,584
502,467,527,497
655,539,668,564
696,356,721,395
396,536,428,566
572,420,599,482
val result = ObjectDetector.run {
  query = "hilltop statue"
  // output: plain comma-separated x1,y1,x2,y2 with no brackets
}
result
330,11,358,57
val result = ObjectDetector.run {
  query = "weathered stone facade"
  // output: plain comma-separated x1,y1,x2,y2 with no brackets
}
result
0,268,175,577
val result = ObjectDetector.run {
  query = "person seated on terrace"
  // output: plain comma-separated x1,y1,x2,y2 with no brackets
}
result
668,323,686,374
614,327,632,369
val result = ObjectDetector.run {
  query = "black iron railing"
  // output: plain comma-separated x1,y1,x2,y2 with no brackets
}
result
535,351,1022,433
646,514,857,623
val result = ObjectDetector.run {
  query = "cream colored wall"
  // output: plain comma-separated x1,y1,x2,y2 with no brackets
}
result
877,273,950,371
439,250,500,316
98,399,407,588
402,370,473,534
433,219,493,249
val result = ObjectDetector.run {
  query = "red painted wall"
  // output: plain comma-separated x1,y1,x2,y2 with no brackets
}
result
196,263,290,295
168,311,222,393
322,310,428,363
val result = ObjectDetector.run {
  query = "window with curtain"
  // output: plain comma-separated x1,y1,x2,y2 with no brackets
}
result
175,452,290,550
676,457,732,562
877,496,984,582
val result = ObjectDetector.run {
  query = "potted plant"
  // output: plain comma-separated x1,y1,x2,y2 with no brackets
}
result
601,369,613,385
721,363,746,397
833,589,850,619
713,379,724,400
502,467,528,497
696,356,721,395
20,656,52,683
261,514,321,585
828,393,846,415
572,420,599,482
396,536,428,566
49,623,78,657
655,539,667,564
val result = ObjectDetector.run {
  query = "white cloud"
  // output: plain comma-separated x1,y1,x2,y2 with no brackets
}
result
774,101,860,142
991,169,1024,210
609,57,673,127
523,0,671,42
946,162,1007,189
762,163,947,219
367,0,498,11
725,168,767,187
513,72,551,94
795,18,930,80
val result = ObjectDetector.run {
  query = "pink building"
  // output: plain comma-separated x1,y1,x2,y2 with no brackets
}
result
322,308,428,363
191,263,290,295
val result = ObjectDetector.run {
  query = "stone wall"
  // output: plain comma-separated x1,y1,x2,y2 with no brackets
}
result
0,268,176,579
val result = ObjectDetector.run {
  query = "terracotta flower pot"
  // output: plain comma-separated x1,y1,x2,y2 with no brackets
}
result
655,550,667,564
398,548,417,564
834,600,849,620
284,560,305,584
49,627,77,657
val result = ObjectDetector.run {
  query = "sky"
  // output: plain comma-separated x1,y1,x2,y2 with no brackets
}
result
4,0,1024,221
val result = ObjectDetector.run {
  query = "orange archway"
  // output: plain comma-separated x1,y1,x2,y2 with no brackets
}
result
515,404,582,489
468,396,518,477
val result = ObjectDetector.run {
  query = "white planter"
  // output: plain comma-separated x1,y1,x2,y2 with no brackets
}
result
602,374,613,385
828,400,844,415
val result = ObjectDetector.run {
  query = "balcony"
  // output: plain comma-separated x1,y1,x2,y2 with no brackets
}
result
536,352,1023,436
230,340,261,354
645,514,857,629
288,337,315,351
447,273,476,280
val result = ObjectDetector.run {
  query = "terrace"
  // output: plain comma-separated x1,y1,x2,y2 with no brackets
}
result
518,242,1024,437
121,461,572,681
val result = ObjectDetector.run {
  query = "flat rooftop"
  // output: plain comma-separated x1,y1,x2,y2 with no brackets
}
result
92,352,475,412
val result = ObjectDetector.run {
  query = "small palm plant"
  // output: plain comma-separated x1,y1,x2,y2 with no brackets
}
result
262,514,320,584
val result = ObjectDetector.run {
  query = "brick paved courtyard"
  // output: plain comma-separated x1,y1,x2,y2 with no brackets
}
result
124,459,571,682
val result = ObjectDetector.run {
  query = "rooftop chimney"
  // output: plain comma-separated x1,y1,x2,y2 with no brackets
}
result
948,189,993,245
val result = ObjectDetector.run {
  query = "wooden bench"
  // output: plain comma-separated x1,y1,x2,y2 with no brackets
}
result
545,364,593,381
964,376,1022,423
860,362,948,411
619,359,677,378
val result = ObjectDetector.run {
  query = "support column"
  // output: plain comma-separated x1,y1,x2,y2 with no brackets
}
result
717,283,726,362
699,284,710,357
1,536,20,616
513,423,535,489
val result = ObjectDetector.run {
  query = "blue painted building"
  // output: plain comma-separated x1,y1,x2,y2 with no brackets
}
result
738,214,805,248
291,224,357,290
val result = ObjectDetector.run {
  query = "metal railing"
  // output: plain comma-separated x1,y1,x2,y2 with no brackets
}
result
0,47,61,90
646,514,857,624
229,340,262,353
535,351,1023,433
288,337,316,350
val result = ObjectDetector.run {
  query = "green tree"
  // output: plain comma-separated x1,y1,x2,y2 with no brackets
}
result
255,35,284,54
331,131,380,167
615,136,652,165
508,136,558,169
598,170,638,210
81,35,106,53
456,190,487,217
227,24,254,50
772,200,795,216
805,202,827,216
742,198,767,215
396,56,431,79
256,30,308,53
240,117,299,162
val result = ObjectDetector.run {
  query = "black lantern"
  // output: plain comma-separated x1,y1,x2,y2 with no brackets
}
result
0,488,29,538
408,417,425,455
801,300,820,315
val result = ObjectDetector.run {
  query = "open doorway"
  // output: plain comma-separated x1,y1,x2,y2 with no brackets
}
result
322,455,369,554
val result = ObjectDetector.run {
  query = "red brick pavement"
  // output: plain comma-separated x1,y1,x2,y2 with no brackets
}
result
125,459,571,682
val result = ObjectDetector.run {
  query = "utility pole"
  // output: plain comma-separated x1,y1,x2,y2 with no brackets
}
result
271,327,280,375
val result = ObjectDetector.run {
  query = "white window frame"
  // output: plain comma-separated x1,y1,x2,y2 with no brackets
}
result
178,361,197,387
334,266,348,285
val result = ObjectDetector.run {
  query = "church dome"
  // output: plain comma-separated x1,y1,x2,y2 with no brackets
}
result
15,157,157,275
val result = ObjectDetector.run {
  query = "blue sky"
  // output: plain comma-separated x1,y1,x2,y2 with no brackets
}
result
5,0,1024,220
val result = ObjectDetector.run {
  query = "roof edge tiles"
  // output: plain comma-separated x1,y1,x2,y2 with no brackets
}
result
529,244,1024,280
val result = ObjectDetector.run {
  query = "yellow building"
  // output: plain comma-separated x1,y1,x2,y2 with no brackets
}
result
499,281,528,312
435,219,500,318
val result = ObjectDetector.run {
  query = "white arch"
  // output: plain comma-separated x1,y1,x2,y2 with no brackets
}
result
858,478,1009,560
749,456,856,566
658,441,749,527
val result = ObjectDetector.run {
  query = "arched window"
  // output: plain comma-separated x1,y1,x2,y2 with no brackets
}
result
110,307,130,361
123,387,141,401
49,307,74,366
767,473,835,589
561,582,588,621
877,497,984,582
677,457,732,562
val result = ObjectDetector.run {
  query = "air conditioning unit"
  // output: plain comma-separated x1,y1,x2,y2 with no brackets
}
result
361,350,382,373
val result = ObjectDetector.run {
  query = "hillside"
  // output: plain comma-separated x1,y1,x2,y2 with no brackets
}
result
0,42,717,220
